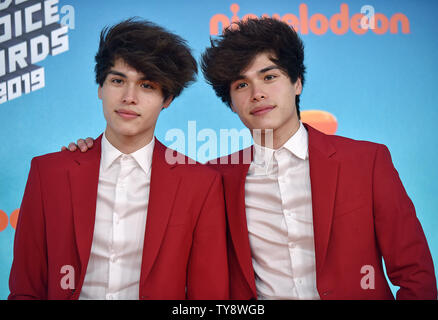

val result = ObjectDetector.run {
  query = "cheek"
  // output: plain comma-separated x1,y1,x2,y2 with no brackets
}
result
231,103,247,122
100,97,110,117
230,93,246,114
101,93,115,111
140,98,165,119
277,87,296,108
235,109,254,129
101,106,114,125
148,108,162,122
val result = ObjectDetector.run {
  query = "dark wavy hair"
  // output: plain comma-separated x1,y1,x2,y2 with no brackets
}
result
95,18,197,100
201,18,306,117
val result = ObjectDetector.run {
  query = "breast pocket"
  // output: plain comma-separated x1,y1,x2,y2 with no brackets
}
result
334,196,368,219
167,208,192,227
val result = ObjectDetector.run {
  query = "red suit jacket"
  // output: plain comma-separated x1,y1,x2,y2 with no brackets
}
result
209,124,437,300
9,136,229,300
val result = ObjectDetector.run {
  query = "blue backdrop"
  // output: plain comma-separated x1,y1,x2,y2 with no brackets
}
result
0,0,437,299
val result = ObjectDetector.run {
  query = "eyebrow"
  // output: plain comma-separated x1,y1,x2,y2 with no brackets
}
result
233,65,282,82
258,65,281,74
107,70,127,78
107,70,149,81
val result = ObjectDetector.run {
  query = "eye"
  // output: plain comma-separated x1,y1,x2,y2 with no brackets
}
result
264,74,277,81
110,78,124,85
140,82,153,89
140,80,158,90
235,82,248,90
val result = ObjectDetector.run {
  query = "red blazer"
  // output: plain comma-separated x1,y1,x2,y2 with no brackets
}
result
9,136,229,300
209,124,437,300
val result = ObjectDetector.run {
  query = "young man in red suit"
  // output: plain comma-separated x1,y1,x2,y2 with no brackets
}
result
8,19,229,300
200,18,436,300
67,18,437,300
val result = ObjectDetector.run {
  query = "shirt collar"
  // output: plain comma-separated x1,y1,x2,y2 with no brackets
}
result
252,121,309,168
282,121,309,160
101,132,155,174
253,141,275,168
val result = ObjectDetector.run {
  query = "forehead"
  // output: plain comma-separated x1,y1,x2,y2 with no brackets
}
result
239,52,283,78
109,58,144,77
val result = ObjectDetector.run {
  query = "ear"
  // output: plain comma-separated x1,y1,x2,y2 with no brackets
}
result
98,86,103,100
161,96,174,110
294,77,303,95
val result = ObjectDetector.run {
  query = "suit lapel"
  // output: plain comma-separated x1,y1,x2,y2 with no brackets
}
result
305,124,339,274
223,147,258,297
139,140,181,284
69,135,102,280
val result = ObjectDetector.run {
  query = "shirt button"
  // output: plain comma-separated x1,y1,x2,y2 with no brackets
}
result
110,254,117,263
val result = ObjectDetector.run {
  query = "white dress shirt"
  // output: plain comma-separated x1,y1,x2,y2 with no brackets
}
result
79,133,154,300
245,122,320,300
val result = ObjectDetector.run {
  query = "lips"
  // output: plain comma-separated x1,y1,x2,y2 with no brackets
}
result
250,105,275,116
115,109,140,119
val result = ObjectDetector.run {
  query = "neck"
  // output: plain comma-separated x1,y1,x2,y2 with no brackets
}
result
105,129,154,154
252,120,300,150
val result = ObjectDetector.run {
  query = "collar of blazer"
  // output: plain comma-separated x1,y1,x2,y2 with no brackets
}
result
67,134,181,293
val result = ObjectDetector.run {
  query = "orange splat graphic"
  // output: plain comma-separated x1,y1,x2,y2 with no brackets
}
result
301,110,338,135
10,208,19,230
0,210,8,232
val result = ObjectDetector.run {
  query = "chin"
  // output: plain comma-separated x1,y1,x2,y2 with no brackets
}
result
248,120,277,131
113,128,140,138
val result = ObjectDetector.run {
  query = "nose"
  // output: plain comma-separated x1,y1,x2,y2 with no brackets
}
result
251,84,267,102
122,85,138,105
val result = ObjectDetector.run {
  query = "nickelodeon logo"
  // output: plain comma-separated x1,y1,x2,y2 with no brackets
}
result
0,209,19,232
210,3,410,36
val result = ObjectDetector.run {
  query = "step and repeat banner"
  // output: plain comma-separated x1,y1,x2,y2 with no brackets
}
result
0,0,437,299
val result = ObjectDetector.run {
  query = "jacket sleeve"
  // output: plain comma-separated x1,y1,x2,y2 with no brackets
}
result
186,172,229,299
373,144,437,299
8,158,48,300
